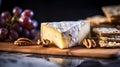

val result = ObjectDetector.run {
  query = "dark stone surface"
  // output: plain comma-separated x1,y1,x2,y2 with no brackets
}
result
76,60,103,67
0,52,60,67
0,52,120,67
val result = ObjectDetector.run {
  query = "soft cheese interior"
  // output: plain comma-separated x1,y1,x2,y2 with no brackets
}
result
41,20,90,49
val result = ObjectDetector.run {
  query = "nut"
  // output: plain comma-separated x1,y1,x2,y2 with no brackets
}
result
14,38,33,46
17,38,33,43
42,39,50,47
82,38,96,48
37,39,42,45
37,39,51,47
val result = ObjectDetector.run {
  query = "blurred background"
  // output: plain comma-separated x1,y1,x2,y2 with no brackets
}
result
0,0,120,23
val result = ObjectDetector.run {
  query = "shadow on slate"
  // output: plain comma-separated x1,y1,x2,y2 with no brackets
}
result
76,60,103,67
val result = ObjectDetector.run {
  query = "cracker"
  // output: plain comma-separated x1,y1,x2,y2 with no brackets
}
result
99,40,120,47
102,5,120,22
86,15,109,26
99,36,120,42
93,27,120,36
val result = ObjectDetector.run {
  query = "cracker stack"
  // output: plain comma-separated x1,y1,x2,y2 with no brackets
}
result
86,5,120,26
85,5,120,48
93,27,120,48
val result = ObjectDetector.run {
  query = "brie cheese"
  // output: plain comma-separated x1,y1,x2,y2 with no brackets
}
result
41,20,90,49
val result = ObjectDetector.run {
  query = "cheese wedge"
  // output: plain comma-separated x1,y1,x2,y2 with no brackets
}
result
41,20,90,49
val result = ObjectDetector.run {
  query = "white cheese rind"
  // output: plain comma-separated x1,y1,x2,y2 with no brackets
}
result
41,20,90,49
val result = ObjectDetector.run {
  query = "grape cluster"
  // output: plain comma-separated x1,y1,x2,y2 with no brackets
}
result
0,6,38,42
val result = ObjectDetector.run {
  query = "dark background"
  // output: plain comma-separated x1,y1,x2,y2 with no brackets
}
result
0,0,120,23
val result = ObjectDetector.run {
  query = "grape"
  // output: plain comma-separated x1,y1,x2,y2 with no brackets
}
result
22,28,30,38
31,20,38,28
21,9,34,18
25,20,38,30
11,23,23,33
13,6,22,16
25,22,34,30
19,16,31,26
0,28,8,39
9,30,19,41
0,6,37,42
1,11,11,20
0,17,6,27
29,29,37,39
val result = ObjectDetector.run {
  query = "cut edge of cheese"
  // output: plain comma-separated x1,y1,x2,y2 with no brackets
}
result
41,23,68,48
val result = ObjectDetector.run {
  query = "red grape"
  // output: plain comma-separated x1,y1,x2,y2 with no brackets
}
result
9,30,19,41
22,28,30,38
31,20,38,28
29,29,37,39
0,6,37,42
11,23,23,33
21,9,34,18
25,20,38,30
25,22,33,30
19,16,32,26
0,28,8,39
1,11,11,20
13,6,22,16
0,17,6,27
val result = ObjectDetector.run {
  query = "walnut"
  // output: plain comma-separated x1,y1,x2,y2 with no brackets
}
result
37,39,42,45
37,39,50,47
82,38,97,48
14,38,33,46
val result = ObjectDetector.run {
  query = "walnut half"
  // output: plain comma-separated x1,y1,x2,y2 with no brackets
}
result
14,38,33,46
82,38,97,48
37,39,50,47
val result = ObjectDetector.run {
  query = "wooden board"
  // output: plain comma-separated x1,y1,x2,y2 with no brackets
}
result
0,42,120,58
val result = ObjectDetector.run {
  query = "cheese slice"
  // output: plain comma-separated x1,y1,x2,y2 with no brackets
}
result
41,20,90,49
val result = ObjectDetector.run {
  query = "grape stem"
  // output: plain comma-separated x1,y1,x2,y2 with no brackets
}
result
6,16,19,29
6,18,11,28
